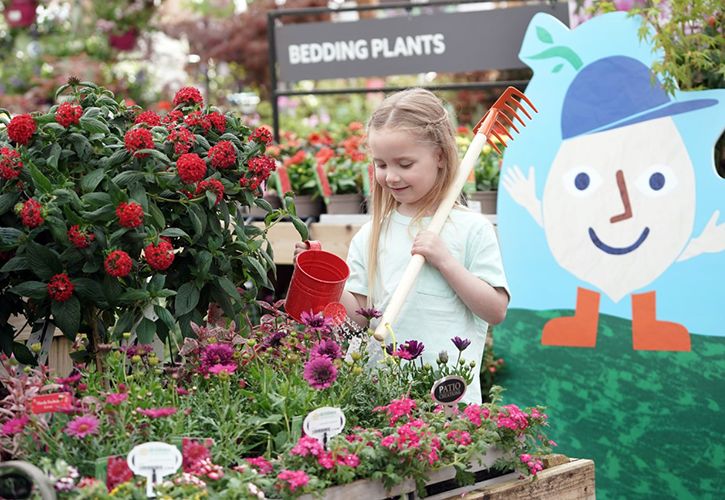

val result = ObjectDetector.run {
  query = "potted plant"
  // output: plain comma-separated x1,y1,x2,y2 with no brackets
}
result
458,128,501,214
275,144,325,219
91,0,157,51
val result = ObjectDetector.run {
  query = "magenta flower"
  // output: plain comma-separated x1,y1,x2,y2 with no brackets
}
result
451,336,471,352
309,339,342,360
106,393,128,406
208,363,237,376
303,356,338,390
245,456,273,475
300,310,334,336
64,415,100,438
355,307,382,320
1,415,29,436
200,343,235,374
277,469,309,492
137,407,178,418
396,340,425,360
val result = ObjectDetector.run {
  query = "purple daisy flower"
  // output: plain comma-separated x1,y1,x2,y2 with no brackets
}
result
300,310,334,336
303,356,338,390
397,340,425,360
262,330,286,349
310,339,342,360
64,415,100,438
355,307,382,320
451,336,472,352
200,343,234,374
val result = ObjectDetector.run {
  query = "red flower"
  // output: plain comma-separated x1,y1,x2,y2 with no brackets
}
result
176,153,207,184
0,147,23,180
47,273,74,302
7,114,36,145
144,239,175,271
184,111,211,132
115,201,144,228
167,127,195,155
134,110,161,127
250,127,273,145
208,141,236,169
173,87,203,107
206,112,226,133
106,456,133,491
104,250,133,278
182,438,211,473
195,179,225,205
246,155,276,186
55,102,83,128
124,128,154,157
67,225,95,249
19,199,43,228
163,110,184,127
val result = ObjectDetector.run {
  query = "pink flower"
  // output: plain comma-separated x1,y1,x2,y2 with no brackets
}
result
317,451,335,469
309,339,342,360
336,451,360,467
64,415,100,438
200,343,234,375
208,363,237,376
105,393,128,406
463,403,489,427
183,438,211,473
446,430,472,446
1,415,29,435
299,310,334,336
374,397,416,425
303,356,337,390
245,456,273,475
497,404,529,431
106,455,133,491
137,407,177,418
290,436,323,457
277,469,309,492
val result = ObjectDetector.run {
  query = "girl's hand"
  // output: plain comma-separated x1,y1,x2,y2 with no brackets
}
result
293,242,308,260
411,231,451,269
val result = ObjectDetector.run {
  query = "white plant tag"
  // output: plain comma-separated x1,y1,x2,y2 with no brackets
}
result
127,441,182,497
303,407,345,449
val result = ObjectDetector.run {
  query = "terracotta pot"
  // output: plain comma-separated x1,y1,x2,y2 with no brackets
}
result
4,0,37,28
467,190,498,214
326,193,364,214
108,29,139,51
292,194,324,219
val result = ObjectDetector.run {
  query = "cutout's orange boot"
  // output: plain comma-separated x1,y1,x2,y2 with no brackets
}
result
542,287,600,347
631,291,691,351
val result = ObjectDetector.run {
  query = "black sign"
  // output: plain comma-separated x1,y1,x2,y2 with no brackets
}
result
431,376,467,404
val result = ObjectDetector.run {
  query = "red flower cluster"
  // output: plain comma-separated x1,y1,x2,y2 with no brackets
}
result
7,114,36,145
241,155,276,190
0,147,23,180
55,102,83,128
47,273,74,302
196,179,224,205
182,438,212,473
167,127,195,155
105,456,133,491
144,239,175,271
184,111,211,132
134,110,161,127
173,87,203,107
115,201,144,228
67,225,95,249
104,250,133,278
250,127,273,145
177,153,207,184
19,199,43,228
163,110,184,127
124,128,154,157
206,112,226,133
208,140,236,169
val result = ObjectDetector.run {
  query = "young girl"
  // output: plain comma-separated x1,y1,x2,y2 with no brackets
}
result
294,88,509,403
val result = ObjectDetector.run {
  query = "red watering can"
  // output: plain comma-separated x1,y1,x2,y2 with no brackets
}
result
285,241,349,322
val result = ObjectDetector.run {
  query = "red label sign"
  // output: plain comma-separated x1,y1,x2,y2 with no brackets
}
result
315,162,333,199
276,166,292,193
31,392,72,414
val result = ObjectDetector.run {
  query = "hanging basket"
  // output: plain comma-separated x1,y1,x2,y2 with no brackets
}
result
108,29,139,51
3,0,38,28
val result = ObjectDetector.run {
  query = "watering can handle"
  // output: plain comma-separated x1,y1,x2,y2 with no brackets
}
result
305,240,322,251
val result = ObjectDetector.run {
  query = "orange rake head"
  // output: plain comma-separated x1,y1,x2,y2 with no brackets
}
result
472,87,537,155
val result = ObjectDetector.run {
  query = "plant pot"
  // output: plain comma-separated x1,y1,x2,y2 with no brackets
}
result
326,193,364,214
108,29,139,51
292,194,324,219
4,0,37,28
467,190,498,215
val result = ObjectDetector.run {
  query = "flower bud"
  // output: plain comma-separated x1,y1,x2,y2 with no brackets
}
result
122,332,131,339
131,354,142,364
30,342,42,353
438,350,449,364
468,359,476,368
351,351,362,362
148,356,159,366
352,366,363,375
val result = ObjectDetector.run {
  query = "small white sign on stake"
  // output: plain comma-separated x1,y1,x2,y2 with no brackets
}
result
431,375,467,418
127,441,182,497
303,407,345,449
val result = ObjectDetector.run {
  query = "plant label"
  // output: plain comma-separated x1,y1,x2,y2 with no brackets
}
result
30,392,72,414
431,375,467,405
303,407,345,448
127,441,182,497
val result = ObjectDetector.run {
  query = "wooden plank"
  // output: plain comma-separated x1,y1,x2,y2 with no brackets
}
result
309,224,363,261
460,459,596,500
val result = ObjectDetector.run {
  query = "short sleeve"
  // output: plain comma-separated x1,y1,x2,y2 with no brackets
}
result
466,220,510,298
344,223,370,297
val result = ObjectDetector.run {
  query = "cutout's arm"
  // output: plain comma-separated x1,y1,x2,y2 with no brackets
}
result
502,165,543,227
678,210,725,262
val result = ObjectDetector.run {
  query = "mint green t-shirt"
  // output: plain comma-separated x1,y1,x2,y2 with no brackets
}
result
345,208,510,404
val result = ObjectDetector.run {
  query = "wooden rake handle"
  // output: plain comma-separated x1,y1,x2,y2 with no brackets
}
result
372,87,536,342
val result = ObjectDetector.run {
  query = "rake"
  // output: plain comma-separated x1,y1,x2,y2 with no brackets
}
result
372,87,537,342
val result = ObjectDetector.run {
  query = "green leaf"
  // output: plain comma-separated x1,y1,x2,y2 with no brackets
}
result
149,202,165,230
28,164,53,195
82,107,101,119
119,289,151,302
73,278,105,303
290,215,309,241
0,227,23,248
536,26,553,44
175,282,200,316
0,256,29,272
159,227,190,241
154,305,176,330
107,148,130,167
112,171,146,186
136,149,170,165
79,116,110,134
51,296,81,338
113,310,135,338
244,256,271,288
68,133,93,161
217,276,241,301
253,198,273,212
9,281,48,299
80,168,106,193
47,143,62,169
0,192,19,215
187,205,203,240
135,318,156,344
25,241,62,280
12,342,36,365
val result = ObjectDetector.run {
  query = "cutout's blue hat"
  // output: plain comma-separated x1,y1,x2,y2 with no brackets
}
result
561,56,718,139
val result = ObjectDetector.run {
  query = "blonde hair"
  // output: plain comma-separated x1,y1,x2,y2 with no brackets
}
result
365,88,459,306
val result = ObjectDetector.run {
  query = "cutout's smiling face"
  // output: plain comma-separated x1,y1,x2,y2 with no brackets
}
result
542,118,696,302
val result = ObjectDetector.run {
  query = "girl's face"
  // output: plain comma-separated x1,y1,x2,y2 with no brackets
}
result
368,128,442,216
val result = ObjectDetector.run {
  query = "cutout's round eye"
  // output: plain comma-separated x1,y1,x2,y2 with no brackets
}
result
635,165,677,197
562,167,602,197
